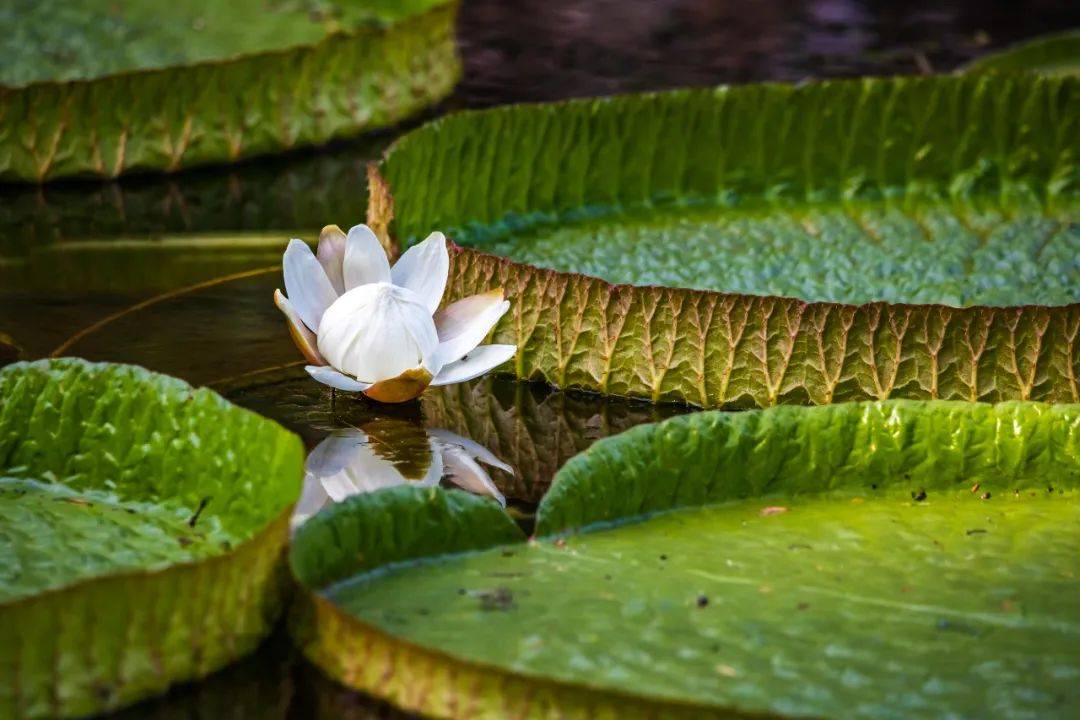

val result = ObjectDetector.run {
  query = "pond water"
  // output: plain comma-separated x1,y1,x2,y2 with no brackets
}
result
2,0,1078,716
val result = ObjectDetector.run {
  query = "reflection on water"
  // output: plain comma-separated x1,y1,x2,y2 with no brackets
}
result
228,371,690,508
0,136,387,245
293,422,511,529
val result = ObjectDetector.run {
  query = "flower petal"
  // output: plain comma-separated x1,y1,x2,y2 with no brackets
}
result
429,428,515,475
318,283,440,383
307,429,442,503
433,289,510,367
363,367,433,404
275,289,326,365
291,470,332,530
305,364,371,392
390,231,449,314
440,445,506,506
343,224,391,290
316,224,347,295
430,344,516,387
283,238,338,332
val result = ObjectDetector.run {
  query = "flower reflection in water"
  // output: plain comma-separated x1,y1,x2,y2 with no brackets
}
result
292,419,512,528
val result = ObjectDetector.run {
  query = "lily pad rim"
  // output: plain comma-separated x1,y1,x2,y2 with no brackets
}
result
370,69,1062,166
1,506,292,611
0,357,305,608
961,28,1080,73
295,584,772,718
0,0,457,91
366,72,1078,312
367,163,1079,316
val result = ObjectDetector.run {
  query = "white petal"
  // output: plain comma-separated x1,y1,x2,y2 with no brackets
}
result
305,431,365,479
428,428,515,475
419,439,446,487
430,344,516,387
307,431,405,499
317,283,440,383
441,446,506,506
275,289,326,365
305,430,442,502
343,224,391,290
291,470,333,530
305,364,371,392
284,239,339,332
390,231,449,314
316,225,347,295
433,292,510,367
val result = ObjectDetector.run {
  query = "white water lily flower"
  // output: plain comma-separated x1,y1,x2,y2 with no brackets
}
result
275,223,516,403
291,424,511,529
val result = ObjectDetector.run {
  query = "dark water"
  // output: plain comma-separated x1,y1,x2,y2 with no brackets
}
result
1,1,1078,717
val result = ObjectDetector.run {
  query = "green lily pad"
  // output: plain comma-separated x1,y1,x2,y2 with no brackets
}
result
0,0,459,181
290,400,1080,719
0,358,304,718
964,30,1080,76
368,73,1080,407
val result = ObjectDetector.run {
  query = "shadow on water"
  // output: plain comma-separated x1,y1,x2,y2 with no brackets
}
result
101,630,415,720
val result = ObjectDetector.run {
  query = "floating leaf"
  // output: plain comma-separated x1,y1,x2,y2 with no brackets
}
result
964,30,1080,76
0,0,459,181
0,359,304,718
369,74,1080,407
290,400,1080,719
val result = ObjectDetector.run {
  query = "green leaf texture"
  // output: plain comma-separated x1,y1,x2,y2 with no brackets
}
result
290,400,1080,719
368,74,1080,407
0,0,459,182
0,358,304,719
964,30,1080,76
290,485,524,590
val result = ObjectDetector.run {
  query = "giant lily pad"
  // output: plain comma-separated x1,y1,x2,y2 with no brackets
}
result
0,0,459,182
368,73,1080,407
964,30,1080,76
290,400,1080,718
0,358,304,718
